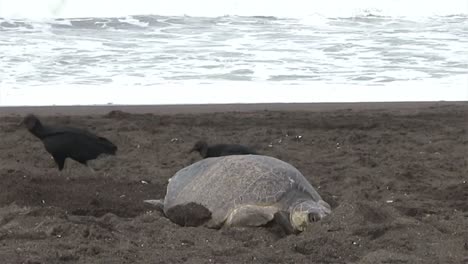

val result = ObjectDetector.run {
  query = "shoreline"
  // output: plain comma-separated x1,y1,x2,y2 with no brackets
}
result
1,101,466,116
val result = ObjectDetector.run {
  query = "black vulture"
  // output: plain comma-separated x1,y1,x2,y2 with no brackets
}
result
22,114,117,171
189,140,257,158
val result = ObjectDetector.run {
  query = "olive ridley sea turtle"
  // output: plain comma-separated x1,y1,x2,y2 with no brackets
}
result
145,155,331,234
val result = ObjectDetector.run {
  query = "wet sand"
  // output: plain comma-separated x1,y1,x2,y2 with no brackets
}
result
0,102,467,263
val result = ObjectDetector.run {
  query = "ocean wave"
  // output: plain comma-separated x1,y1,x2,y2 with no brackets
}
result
1,13,467,32
0,0,467,20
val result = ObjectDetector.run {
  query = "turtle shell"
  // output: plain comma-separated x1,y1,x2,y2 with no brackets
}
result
163,155,326,228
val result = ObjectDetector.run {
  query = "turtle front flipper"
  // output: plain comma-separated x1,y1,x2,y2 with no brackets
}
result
225,205,277,227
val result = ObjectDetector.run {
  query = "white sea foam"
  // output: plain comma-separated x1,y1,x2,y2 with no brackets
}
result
0,0,467,19
0,1,467,106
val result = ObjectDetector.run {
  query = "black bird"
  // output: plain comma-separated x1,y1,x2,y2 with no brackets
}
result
22,114,117,171
189,140,257,158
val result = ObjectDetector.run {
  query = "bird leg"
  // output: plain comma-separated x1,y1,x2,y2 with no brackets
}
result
55,163,69,179
51,155,68,177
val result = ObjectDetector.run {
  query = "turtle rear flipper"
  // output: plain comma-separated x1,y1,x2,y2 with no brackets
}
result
144,199,165,213
165,202,212,227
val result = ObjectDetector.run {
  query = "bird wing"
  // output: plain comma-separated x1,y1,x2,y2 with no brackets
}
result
41,126,117,157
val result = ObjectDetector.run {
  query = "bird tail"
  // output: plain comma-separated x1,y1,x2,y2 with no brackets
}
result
98,137,118,154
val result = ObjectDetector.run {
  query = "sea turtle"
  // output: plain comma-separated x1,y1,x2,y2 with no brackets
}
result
145,155,331,234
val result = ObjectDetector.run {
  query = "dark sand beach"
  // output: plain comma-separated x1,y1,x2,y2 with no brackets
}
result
0,102,466,264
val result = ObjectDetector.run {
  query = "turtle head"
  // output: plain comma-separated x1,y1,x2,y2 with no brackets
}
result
22,114,42,131
190,140,208,157
290,199,331,232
